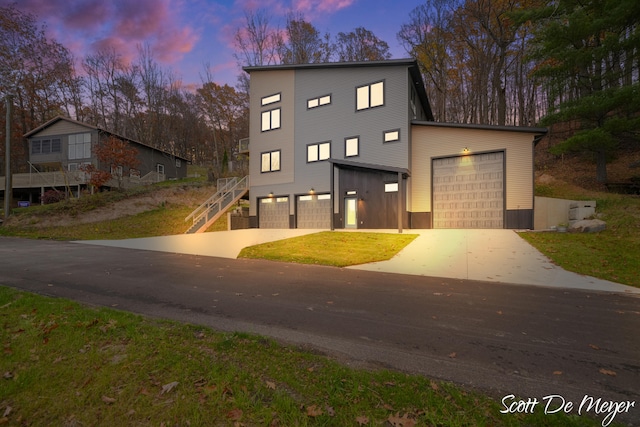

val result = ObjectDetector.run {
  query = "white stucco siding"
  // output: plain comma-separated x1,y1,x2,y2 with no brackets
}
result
410,124,535,213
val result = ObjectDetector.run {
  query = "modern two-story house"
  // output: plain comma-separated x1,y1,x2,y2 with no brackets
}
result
244,59,545,231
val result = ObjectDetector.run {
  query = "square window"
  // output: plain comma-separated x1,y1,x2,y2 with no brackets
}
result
345,137,359,157
261,150,281,172
307,142,330,163
356,81,384,111
385,182,399,192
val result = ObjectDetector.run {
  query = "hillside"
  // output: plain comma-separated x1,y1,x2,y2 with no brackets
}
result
0,181,221,239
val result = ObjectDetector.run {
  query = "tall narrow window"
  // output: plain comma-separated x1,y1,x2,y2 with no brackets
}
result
356,81,384,111
261,108,281,132
345,136,359,157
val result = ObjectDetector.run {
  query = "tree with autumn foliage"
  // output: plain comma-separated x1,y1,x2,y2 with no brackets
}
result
88,136,140,190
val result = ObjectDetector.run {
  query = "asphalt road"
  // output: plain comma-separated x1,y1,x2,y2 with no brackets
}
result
1,237,639,425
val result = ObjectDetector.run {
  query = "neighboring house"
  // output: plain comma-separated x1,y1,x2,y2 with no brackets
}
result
243,59,546,230
5,116,188,203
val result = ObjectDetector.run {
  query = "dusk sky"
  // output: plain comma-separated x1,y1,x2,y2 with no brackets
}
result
3,0,426,89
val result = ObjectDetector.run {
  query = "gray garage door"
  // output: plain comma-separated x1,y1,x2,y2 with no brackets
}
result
297,194,331,229
432,152,504,229
259,196,290,228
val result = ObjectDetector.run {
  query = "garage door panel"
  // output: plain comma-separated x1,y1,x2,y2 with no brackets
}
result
297,195,331,229
433,152,504,229
259,197,289,228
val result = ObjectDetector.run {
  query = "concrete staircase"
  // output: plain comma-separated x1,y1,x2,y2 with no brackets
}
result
184,176,249,234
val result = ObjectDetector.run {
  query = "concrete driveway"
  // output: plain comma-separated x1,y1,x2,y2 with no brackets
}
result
79,228,639,294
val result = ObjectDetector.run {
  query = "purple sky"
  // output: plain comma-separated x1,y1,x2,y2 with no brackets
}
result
2,0,424,89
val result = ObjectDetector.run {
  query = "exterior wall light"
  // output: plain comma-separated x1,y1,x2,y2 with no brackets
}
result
309,188,315,194
462,147,470,154
268,191,274,197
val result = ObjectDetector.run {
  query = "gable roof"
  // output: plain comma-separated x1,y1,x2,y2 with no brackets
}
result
243,59,434,121
24,116,189,161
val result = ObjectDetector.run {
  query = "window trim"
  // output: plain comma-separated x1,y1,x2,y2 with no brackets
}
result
306,141,331,163
356,80,385,111
261,92,281,106
261,149,281,173
307,94,332,110
261,107,281,132
383,129,401,143
344,136,359,158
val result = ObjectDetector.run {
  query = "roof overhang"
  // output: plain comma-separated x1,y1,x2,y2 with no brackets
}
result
329,159,410,178
412,120,548,145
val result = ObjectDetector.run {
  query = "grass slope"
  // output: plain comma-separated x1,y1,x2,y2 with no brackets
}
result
0,287,612,427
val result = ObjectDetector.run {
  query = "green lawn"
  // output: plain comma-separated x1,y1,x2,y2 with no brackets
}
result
520,188,640,287
0,287,612,427
239,231,418,267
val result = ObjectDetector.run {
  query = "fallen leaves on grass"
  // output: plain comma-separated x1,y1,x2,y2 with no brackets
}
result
160,381,179,394
101,395,116,404
387,412,416,427
356,415,369,425
305,404,323,417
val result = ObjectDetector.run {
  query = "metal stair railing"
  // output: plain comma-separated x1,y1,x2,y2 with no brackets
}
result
184,176,249,234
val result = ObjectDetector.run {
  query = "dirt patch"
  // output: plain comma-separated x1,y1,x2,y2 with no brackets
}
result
7,185,216,228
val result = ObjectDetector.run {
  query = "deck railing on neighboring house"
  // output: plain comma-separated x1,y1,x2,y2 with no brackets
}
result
184,176,250,234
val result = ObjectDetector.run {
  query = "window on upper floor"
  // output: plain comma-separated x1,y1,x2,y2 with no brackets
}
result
356,80,384,111
345,136,359,158
261,93,281,106
261,108,281,132
32,138,62,155
68,133,92,160
261,150,281,172
383,129,400,143
307,94,331,109
307,141,331,163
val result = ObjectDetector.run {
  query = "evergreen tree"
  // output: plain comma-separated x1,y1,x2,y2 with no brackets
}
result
523,0,640,182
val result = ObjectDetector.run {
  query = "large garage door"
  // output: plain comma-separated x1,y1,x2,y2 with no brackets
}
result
297,194,331,229
432,152,504,228
259,197,289,228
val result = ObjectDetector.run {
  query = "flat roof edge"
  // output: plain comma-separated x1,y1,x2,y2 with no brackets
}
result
412,120,548,135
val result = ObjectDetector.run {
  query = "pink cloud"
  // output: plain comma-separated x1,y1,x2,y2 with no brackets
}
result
1,0,199,66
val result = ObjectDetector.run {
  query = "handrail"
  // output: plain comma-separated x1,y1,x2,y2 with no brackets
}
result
185,176,249,224
184,175,249,233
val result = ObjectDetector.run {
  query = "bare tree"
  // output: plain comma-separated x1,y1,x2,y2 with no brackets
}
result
335,27,391,62
277,13,332,64
233,10,279,67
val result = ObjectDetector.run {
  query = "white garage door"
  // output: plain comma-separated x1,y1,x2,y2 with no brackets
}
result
259,197,290,228
297,194,331,229
432,152,504,229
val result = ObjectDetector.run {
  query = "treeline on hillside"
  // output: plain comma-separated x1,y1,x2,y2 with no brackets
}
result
1,1,639,182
